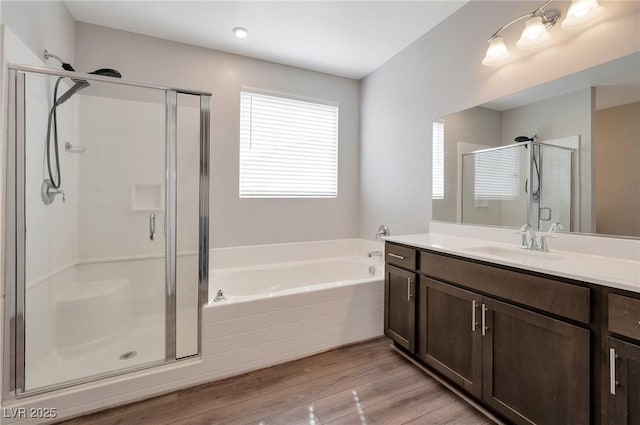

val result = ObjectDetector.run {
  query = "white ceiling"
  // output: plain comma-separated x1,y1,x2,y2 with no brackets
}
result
64,1,467,80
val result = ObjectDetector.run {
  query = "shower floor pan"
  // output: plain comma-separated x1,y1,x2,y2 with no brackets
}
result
25,314,165,391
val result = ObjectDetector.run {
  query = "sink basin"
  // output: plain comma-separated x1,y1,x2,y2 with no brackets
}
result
464,245,564,262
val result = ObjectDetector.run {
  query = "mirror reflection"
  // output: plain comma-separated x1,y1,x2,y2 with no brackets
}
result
432,52,640,238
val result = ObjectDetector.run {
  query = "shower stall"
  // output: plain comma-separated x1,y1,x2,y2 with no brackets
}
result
461,141,574,231
3,64,210,396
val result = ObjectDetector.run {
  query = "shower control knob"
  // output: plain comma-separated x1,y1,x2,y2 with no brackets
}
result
41,179,66,205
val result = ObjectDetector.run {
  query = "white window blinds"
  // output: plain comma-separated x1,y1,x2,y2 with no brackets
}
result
432,121,444,200
239,91,338,198
474,148,520,200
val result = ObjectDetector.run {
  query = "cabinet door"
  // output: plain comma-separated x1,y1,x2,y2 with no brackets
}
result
608,337,640,425
482,298,590,425
419,278,482,398
384,265,416,352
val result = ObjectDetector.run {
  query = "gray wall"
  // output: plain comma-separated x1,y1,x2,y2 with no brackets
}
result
74,22,361,248
596,102,640,237
432,106,502,222
359,0,640,238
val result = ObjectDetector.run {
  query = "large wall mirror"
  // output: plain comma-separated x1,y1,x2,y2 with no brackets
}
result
432,52,640,238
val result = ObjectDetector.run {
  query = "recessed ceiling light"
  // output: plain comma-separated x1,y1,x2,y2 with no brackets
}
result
233,27,248,39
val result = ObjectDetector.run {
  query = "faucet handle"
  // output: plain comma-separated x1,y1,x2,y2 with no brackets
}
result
547,222,563,237
515,224,536,249
519,224,532,232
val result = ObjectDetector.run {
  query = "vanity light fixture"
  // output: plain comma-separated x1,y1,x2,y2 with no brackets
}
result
482,36,511,67
233,27,249,39
562,0,604,29
483,0,561,66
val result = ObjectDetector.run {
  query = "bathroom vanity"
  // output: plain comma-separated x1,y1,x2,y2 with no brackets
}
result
384,236,640,425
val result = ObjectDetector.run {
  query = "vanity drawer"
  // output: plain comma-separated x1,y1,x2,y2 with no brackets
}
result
420,250,590,324
385,244,417,270
609,294,640,341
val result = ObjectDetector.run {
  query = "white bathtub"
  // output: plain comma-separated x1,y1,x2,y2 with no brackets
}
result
209,257,381,301
203,241,385,384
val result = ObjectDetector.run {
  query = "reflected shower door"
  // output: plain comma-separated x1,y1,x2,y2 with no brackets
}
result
22,72,168,392
536,144,573,231
461,145,528,227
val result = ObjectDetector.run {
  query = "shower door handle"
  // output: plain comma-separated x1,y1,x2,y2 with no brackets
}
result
149,214,156,241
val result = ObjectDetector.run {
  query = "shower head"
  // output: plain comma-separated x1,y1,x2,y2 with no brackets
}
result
53,68,122,107
90,68,122,78
54,79,90,107
515,135,538,148
515,135,537,143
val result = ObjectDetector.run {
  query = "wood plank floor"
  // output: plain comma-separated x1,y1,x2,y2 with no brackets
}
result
56,337,494,425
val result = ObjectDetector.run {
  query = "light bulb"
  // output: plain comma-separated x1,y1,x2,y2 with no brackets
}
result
562,0,604,29
516,16,550,49
233,27,249,39
482,37,510,67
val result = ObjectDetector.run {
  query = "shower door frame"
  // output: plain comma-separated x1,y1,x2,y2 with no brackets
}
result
528,141,576,232
3,65,211,398
459,141,575,229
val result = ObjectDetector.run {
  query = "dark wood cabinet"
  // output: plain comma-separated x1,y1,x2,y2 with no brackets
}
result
385,241,639,425
384,264,417,352
482,297,590,425
418,277,590,424
607,337,640,425
419,277,482,398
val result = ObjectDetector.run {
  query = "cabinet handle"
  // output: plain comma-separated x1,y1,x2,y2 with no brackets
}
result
472,300,477,331
407,278,413,301
610,348,618,395
389,253,405,260
481,304,488,336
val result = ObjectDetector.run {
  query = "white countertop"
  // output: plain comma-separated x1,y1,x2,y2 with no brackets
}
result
384,233,640,294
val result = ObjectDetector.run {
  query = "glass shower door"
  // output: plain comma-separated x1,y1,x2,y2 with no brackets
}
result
21,72,168,392
535,144,573,231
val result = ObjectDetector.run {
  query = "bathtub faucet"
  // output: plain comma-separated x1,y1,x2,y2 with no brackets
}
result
213,289,226,302
375,225,389,240
367,250,383,258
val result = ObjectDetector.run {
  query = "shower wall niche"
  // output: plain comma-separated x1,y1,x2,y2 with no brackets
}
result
4,66,210,396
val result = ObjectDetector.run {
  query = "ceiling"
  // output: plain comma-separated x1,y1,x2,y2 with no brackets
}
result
64,1,467,80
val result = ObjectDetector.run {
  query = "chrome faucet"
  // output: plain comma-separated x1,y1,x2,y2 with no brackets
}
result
367,250,383,258
538,222,563,252
517,224,537,250
375,225,389,240
517,222,563,252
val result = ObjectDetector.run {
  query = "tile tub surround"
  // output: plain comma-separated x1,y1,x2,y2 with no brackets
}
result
384,222,640,292
1,239,384,424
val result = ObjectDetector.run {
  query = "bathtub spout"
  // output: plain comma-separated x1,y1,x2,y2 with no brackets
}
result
367,250,383,258
213,289,226,302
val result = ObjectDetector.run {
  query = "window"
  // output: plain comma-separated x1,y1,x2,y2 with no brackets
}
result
474,147,520,200
239,91,338,198
432,121,444,200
